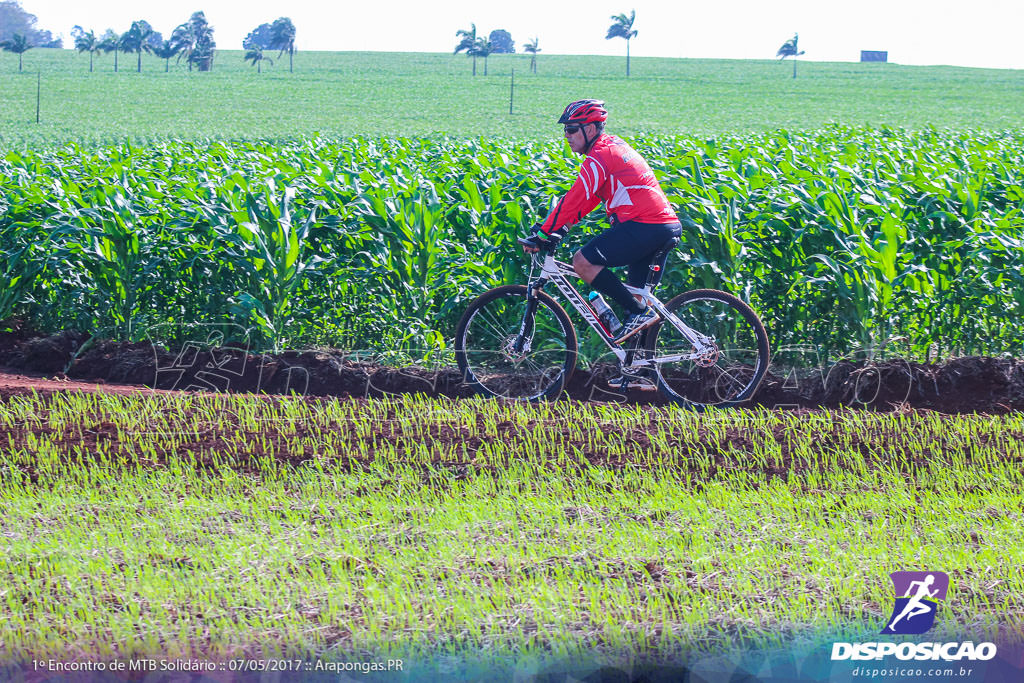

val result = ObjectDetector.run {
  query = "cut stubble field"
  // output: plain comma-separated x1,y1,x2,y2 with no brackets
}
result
1,390,1022,669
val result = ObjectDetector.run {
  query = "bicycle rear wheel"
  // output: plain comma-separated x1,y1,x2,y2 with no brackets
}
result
455,285,578,400
645,289,769,409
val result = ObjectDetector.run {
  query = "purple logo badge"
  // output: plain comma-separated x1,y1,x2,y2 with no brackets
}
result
882,571,949,635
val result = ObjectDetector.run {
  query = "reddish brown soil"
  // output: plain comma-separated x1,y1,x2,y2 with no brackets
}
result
1,331,1022,412
0,368,168,396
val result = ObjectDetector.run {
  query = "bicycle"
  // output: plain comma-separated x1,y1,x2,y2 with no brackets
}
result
453,233,770,409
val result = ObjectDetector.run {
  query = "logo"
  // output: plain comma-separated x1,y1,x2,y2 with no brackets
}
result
830,641,997,662
830,570,997,662
882,571,949,635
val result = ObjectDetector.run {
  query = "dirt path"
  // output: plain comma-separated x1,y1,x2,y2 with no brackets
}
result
0,368,179,398
2,330,1024,412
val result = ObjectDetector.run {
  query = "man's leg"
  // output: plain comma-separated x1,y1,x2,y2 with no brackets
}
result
573,251,645,315
571,250,604,284
626,222,682,289
570,220,683,347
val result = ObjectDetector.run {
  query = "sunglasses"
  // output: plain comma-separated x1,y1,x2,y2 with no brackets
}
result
563,125,582,135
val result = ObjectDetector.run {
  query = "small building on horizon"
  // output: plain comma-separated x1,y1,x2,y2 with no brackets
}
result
860,50,888,62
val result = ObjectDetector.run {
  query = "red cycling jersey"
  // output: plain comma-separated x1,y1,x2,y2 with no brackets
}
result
540,133,676,235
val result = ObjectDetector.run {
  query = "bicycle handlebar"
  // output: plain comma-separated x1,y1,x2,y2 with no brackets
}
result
517,236,559,252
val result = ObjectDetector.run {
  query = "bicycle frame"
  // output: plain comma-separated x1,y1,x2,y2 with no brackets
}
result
524,250,716,368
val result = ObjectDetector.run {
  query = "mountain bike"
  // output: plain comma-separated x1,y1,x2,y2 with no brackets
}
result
453,233,770,409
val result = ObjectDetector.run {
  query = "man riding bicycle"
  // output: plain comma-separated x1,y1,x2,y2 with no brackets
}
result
522,99,682,344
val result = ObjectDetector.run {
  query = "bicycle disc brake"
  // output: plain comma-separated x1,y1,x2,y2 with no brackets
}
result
502,334,532,361
694,340,720,367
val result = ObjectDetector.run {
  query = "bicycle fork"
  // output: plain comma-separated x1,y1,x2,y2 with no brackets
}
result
511,281,545,354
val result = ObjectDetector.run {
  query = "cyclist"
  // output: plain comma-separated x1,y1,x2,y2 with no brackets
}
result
521,99,682,344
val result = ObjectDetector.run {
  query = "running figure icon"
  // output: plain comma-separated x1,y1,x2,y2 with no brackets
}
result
883,571,949,635
887,574,938,631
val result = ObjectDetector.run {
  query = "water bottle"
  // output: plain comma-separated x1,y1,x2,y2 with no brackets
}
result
588,292,622,335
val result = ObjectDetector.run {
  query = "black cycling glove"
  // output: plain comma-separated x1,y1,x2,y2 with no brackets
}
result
524,224,566,248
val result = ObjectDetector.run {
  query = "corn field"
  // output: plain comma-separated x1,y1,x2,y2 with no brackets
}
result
2,125,1023,360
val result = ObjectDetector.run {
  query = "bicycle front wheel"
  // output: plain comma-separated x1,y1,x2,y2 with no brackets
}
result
455,285,578,401
645,289,770,409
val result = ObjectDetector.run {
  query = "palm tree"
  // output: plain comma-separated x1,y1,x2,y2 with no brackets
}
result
122,20,155,72
524,37,540,74
188,12,216,71
151,39,180,72
171,23,195,71
776,33,806,78
72,28,100,72
1,33,33,72
474,37,493,76
606,11,638,77
454,23,478,76
244,45,273,73
98,31,122,72
175,12,215,71
269,17,296,73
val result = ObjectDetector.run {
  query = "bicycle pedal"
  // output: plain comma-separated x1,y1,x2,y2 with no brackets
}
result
608,375,658,391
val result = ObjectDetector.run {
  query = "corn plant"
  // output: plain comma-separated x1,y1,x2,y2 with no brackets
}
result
221,182,324,351
46,184,171,340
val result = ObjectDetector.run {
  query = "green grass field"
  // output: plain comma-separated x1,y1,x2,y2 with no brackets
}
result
1,50,1022,147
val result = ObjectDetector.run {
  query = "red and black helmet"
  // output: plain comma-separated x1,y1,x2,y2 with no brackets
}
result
558,99,608,125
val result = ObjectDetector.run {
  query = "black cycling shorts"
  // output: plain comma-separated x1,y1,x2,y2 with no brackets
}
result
579,219,683,287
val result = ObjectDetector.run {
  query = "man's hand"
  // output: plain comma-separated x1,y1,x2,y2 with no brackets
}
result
520,233,548,254
520,226,565,254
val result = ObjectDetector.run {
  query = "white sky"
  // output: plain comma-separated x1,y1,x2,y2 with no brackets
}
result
22,0,1024,70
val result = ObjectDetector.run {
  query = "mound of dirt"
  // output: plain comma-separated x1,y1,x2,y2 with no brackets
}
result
0,330,88,374
0,332,1022,412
